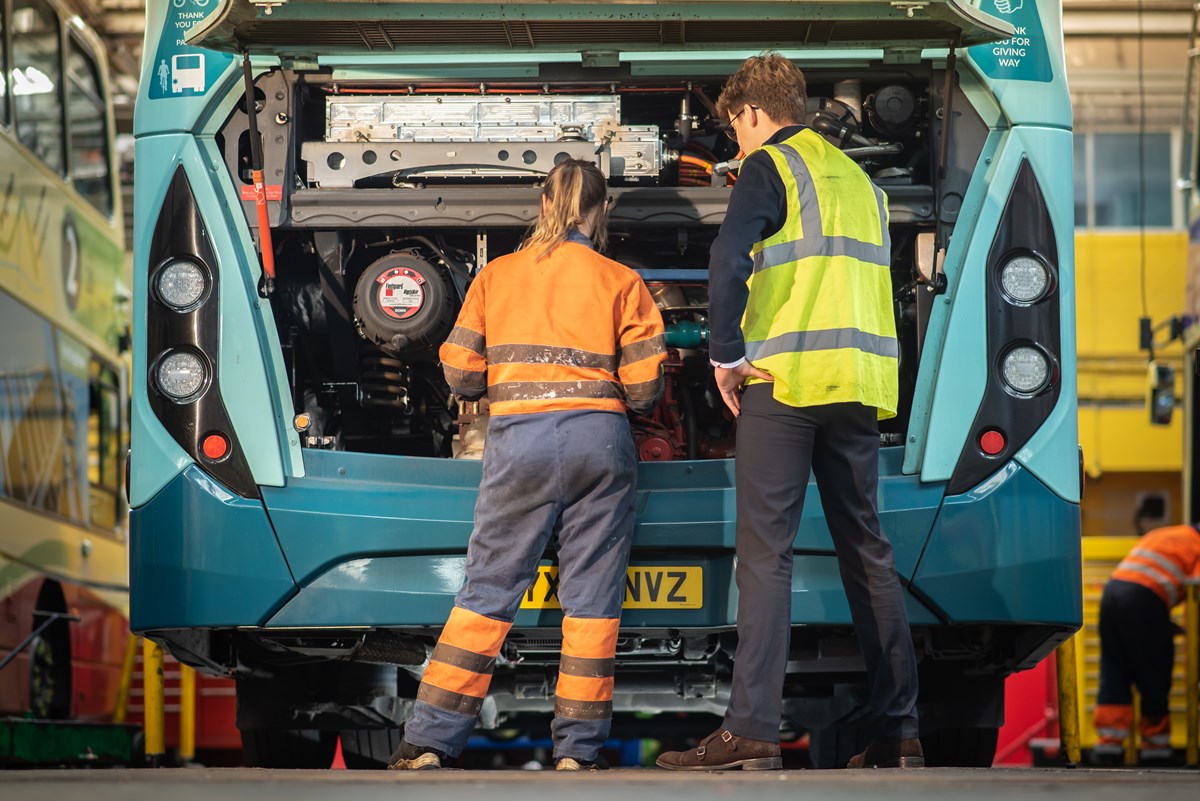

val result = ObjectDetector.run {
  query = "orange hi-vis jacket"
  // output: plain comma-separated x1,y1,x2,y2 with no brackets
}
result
1111,524,1200,608
438,240,667,417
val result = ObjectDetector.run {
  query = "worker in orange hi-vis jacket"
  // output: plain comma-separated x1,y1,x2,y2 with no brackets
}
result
1093,523,1200,762
388,159,667,773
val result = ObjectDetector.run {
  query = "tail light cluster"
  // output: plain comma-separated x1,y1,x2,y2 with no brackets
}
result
947,159,1062,496
146,167,258,498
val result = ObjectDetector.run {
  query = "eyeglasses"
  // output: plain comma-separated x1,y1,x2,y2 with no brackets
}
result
719,105,758,142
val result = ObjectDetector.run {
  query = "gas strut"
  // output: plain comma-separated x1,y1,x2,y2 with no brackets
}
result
242,51,276,293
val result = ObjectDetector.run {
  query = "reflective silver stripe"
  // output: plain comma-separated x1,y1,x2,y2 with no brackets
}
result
773,143,823,236
753,236,890,273
1115,562,1181,606
1096,727,1129,739
489,380,623,404
745,327,899,362
442,366,487,395
445,326,485,356
620,334,666,366
486,343,617,372
1129,547,1187,583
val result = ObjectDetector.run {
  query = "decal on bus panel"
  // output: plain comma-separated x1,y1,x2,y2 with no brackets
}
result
968,0,1052,83
148,0,234,100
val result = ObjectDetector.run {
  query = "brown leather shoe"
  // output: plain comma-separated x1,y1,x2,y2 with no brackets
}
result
656,729,782,771
846,738,924,768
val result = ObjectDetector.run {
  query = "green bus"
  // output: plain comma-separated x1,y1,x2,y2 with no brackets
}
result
0,0,128,725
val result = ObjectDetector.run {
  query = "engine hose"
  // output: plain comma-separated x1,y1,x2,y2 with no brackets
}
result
680,379,698,461
842,143,904,159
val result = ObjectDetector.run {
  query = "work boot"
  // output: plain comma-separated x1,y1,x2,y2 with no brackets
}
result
555,756,602,771
387,739,445,770
655,729,782,771
1138,715,1172,762
1093,703,1132,764
846,738,925,768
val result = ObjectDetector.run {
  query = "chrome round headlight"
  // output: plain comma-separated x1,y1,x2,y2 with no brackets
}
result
155,351,208,402
155,259,208,311
999,255,1049,304
1001,346,1050,395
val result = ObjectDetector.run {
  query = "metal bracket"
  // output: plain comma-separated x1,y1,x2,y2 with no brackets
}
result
250,0,287,15
0,611,81,672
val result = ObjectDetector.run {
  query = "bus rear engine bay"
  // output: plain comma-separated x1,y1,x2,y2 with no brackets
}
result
221,68,980,461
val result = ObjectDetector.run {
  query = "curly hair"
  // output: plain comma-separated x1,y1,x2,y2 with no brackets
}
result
716,52,807,125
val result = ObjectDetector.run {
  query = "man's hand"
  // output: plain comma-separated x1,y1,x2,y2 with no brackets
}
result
715,361,773,417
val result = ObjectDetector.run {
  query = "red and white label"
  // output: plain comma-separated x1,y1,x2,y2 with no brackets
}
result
240,184,283,201
376,268,426,319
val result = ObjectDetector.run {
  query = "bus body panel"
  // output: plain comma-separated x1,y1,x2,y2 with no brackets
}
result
265,554,946,629
966,0,1071,131
129,466,296,630
902,128,1004,477
130,134,292,508
1006,124,1078,503
910,462,1082,627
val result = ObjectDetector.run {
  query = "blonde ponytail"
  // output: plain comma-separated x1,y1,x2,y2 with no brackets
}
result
523,159,609,260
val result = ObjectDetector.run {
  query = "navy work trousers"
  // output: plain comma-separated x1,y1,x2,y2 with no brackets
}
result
722,386,920,743
403,409,637,761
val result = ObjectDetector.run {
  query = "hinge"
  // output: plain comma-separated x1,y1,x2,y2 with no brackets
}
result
891,1,931,17
251,0,287,15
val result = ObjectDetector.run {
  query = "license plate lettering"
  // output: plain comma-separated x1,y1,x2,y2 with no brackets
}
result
521,566,702,610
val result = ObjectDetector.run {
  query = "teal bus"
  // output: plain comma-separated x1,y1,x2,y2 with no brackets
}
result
130,0,1081,769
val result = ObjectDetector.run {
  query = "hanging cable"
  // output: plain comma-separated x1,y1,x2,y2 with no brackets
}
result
1138,0,1153,361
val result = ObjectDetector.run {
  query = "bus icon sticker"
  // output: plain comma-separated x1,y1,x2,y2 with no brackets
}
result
171,53,206,94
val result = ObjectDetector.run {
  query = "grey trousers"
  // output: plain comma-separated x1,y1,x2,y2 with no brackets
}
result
722,386,920,743
403,409,637,760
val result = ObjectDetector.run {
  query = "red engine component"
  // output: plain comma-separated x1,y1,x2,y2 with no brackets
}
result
631,349,686,461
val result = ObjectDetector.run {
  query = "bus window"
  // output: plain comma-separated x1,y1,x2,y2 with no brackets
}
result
87,359,120,531
11,0,62,173
67,37,112,216
1092,132,1173,228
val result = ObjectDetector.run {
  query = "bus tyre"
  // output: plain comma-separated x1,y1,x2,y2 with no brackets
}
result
339,728,403,769
921,726,998,768
240,728,338,769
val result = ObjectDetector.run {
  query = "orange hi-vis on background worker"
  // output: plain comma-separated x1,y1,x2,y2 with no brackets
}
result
1093,524,1200,761
389,159,666,772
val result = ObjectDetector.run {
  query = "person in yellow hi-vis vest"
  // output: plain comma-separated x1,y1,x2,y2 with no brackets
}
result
1093,524,1200,762
657,53,921,771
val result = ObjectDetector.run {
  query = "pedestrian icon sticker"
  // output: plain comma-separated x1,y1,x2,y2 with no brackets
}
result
148,0,233,100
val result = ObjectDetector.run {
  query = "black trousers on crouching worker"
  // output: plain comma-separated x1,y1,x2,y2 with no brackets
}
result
721,385,920,743
1097,578,1175,719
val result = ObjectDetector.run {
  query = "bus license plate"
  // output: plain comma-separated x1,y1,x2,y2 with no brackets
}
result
520,566,703,610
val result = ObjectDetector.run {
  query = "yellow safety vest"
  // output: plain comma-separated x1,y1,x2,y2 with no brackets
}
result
743,128,898,419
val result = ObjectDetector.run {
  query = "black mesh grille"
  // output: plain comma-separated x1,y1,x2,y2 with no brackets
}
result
232,18,976,51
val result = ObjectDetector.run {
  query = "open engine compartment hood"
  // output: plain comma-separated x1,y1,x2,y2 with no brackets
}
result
186,0,1014,58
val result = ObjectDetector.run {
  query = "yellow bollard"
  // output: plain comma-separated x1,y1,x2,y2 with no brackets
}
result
113,634,139,724
179,664,197,765
1056,634,1082,765
143,638,166,766
1125,692,1140,766
1185,580,1199,768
